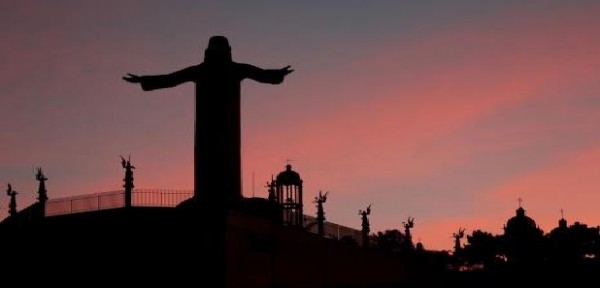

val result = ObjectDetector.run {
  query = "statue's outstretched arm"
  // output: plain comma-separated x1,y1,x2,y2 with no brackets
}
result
123,66,197,91
242,64,293,84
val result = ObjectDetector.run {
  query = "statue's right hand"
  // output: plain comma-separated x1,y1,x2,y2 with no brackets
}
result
280,65,294,76
123,73,141,83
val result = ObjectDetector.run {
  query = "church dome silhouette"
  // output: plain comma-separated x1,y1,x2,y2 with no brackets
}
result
503,204,545,264
276,164,302,186
505,206,538,233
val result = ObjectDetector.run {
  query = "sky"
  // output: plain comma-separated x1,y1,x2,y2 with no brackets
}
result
1,0,600,251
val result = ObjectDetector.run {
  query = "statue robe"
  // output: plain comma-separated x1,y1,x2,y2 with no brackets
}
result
139,62,285,205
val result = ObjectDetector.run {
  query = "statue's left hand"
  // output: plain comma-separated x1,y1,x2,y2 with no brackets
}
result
123,73,141,83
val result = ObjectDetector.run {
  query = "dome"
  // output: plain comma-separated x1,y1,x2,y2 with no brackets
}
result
504,206,543,239
505,207,537,231
275,164,302,186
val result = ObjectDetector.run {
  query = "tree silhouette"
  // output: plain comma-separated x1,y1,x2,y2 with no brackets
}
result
461,229,504,270
547,221,600,265
371,229,406,253
339,235,358,247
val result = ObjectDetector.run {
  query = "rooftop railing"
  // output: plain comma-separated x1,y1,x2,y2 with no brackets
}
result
45,189,193,216
42,189,361,243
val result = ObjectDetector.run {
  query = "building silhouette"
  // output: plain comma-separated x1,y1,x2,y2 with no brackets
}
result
1,163,440,288
3,163,600,288
503,203,545,265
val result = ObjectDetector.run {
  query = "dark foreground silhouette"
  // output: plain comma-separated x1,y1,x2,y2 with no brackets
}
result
2,164,600,288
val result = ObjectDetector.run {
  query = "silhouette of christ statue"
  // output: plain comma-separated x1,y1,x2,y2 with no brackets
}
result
123,35,293,206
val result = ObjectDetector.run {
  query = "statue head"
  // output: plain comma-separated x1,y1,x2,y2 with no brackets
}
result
204,35,232,64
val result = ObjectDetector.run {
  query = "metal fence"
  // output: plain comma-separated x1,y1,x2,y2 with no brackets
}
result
43,190,362,244
304,214,363,243
45,189,193,216
131,189,194,207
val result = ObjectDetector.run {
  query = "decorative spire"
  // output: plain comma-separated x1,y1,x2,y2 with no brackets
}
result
121,155,135,207
36,167,48,203
314,190,329,237
559,208,567,229
266,176,276,201
453,228,465,254
403,216,415,248
359,204,371,248
6,183,18,217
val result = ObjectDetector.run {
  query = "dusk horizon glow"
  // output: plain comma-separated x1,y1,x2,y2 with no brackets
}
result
2,1,600,251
